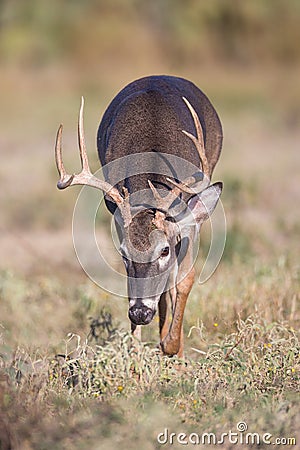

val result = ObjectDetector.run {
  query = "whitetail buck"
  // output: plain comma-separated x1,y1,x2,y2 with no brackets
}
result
55,75,223,357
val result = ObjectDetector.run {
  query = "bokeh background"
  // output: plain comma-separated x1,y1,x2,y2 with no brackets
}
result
0,1,300,447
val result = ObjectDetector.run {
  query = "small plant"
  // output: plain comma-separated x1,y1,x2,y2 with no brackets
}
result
87,309,118,345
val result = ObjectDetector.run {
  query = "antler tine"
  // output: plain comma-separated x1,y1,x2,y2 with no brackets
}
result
55,97,132,227
148,180,182,212
166,175,202,194
182,97,210,186
78,96,91,174
120,187,132,228
55,123,75,189
148,181,164,210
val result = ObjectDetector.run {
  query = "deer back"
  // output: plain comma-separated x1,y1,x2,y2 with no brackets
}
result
97,75,222,214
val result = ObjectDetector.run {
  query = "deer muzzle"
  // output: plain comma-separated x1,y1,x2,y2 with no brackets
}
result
128,303,156,325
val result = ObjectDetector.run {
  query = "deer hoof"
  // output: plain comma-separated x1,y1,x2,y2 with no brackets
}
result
160,336,180,356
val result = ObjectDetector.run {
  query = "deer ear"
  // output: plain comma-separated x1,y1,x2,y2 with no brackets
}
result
187,182,223,224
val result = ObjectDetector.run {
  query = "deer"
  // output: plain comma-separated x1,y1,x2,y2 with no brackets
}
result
55,75,223,357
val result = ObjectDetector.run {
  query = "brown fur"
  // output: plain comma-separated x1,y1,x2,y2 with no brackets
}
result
96,76,223,356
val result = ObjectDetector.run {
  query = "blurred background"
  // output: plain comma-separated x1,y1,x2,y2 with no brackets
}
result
1,3,300,446
0,0,299,345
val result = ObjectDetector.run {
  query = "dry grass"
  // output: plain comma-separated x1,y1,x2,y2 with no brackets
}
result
0,304,299,449
1,2,300,448
0,252,299,449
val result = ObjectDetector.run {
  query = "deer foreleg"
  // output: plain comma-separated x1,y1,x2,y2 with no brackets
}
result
158,291,170,342
160,268,195,358
131,323,141,341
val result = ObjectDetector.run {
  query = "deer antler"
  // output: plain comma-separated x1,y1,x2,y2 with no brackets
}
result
182,97,210,179
149,97,211,215
55,97,132,227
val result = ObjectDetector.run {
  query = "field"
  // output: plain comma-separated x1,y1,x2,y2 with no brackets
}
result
1,2,300,449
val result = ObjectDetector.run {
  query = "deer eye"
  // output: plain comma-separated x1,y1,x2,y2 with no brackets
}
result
160,246,170,258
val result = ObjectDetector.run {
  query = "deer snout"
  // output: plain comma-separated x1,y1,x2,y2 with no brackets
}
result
128,304,156,325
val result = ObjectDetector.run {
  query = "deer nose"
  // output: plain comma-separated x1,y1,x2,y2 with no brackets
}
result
128,304,155,325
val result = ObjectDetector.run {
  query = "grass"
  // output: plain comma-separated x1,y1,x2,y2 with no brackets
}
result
1,317,299,448
0,254,299,448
